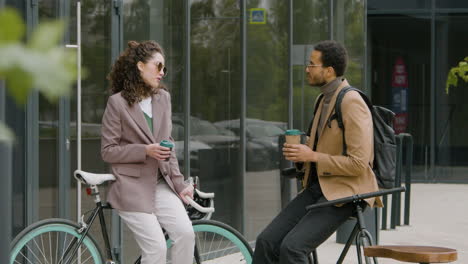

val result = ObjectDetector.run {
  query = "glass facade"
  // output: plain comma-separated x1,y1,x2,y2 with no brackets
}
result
3,0,468,262
368,1,468,182
434,13,468,182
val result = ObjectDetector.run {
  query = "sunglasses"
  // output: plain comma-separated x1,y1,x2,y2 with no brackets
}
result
155,62,168,76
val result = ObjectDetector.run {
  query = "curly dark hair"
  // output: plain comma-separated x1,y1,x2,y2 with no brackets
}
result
314,40,348,77
107,40,165,105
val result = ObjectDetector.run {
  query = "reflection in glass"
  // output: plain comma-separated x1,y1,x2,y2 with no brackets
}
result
369,15,431,181
244,0,288,241
69,0,114,259
368,0,431,10
190,0,243,234
332,0,365,90
435,14,468,181
293,0,328,132
38,0,60,221
436,0,468,8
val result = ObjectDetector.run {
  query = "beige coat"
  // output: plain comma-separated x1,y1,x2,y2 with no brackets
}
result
303,80,383,207
101,89,188,213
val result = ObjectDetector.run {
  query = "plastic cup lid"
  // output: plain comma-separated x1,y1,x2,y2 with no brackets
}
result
285,129,302,135
160,140,174,148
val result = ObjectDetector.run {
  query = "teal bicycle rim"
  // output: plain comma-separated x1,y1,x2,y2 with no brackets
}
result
10,223,102,264
193,222,252,264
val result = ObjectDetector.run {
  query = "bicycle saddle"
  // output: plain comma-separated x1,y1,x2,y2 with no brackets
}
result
74,170,116,185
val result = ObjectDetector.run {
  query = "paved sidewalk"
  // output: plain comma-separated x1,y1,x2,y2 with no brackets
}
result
315,183,468,263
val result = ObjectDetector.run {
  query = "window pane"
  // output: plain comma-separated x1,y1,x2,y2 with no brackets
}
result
435,14,468,181
368,0,431,10
292,0,328,132
244,0,289,241
190,0,243,233
436,0,468,8
332,0,365,90
71,0,114,258
369,15,431,181
6,0,27,239
38,0,60,221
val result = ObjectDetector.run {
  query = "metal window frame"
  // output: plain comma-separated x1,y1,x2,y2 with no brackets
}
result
58,0,71,221
366,0,468,181
26,0,39,226
111,0,124,261
240,0,247,234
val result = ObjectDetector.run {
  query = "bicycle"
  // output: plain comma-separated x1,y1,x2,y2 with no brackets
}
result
10,170,253,264
305,186,406,264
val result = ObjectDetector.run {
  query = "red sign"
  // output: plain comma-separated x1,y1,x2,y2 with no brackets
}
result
394,113,408,134
392,57,408,88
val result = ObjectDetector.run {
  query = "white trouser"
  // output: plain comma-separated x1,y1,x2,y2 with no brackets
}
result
118,181,195,264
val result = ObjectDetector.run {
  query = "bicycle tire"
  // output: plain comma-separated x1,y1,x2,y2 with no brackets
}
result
190,219,253,264
10,218,103,264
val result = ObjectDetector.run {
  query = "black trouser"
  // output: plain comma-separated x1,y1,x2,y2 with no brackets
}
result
252,183,355,264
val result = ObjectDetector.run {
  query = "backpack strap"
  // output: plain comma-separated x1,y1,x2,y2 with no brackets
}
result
306,93,325,136
334,86,373,156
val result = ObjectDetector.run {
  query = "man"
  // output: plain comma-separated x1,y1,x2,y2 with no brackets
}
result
252,40,382,264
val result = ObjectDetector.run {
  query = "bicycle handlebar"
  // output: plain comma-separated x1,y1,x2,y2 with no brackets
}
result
305,186,405,211
184,189,215,214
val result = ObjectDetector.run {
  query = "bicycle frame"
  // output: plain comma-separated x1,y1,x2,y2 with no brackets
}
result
306,187,406,264
62,185,114,264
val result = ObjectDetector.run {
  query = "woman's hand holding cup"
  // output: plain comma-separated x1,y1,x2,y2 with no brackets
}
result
146,140,173,161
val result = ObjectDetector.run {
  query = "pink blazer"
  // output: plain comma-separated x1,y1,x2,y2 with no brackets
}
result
101,89,187,213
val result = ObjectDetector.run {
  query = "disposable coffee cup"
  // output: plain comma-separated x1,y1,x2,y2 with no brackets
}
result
285,129,302,144
160,140,174,161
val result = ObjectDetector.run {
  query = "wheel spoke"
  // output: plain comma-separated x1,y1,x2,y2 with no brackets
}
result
19,245,40,264
30,236,46,264
192,221,252,264
11,221,102,264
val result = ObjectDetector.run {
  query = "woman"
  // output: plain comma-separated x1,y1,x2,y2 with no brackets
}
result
101,40,195,264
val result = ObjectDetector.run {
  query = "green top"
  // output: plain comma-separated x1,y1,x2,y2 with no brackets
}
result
143,112,153,133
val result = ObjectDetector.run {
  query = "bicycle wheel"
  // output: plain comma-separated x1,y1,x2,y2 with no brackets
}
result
191,220,253,264
10,218,103,264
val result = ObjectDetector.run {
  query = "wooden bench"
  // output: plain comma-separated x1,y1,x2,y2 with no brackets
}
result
364,245,458,263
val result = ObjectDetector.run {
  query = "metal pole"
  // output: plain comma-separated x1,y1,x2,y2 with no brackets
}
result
430,0,436,182
0,77,11,264
402,133,413,225
240,0,247,234
381,195,388,230
280,0,293,206
0,142,12,264
288,0,293,130
329,0,334,40
76,0,82,227
184,0,191,177
66,1,81,261
391,135,403,229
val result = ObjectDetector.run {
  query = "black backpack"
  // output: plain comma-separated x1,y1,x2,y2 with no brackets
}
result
311,86,396,189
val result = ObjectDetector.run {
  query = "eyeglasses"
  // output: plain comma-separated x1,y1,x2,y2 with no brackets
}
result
155,62,168,76
305,64,323,69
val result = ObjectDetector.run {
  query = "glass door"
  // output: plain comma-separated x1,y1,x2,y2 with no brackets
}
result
434,14,468,182
368,15,432,181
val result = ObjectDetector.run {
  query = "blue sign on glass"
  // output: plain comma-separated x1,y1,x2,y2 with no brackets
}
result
250,8,266,24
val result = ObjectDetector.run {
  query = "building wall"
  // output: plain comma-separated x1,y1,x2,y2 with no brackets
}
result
18,0,468,262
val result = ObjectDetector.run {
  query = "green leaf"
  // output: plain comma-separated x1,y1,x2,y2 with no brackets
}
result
0,44,76,103
3,67,33,105
0,122,15,143
28,20,65,51
33,48,77,101
0,8,25,45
